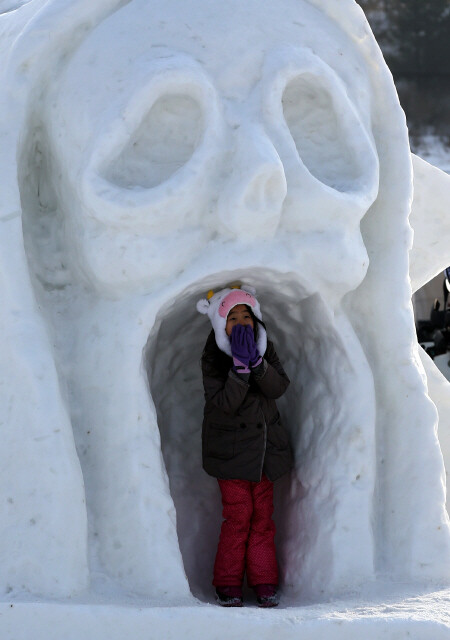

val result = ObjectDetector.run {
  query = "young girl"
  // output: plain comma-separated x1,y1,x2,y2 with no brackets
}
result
197,285,293,607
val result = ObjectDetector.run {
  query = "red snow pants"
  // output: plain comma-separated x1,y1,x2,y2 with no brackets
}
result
213,474,278,587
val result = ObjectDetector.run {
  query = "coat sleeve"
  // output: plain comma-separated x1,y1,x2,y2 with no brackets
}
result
202,356,250,415
253,341,290,399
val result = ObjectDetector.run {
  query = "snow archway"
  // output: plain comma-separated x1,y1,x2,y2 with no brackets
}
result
145,271,375,599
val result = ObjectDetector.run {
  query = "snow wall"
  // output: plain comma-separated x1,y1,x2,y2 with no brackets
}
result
0,0,450,605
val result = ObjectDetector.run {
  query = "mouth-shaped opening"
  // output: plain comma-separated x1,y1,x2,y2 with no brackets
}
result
144,268,369,601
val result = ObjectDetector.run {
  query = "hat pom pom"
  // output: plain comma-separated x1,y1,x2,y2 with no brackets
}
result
196,299,210,314
241,285,256,296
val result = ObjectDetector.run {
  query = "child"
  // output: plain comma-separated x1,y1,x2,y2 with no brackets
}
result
197,285,293,607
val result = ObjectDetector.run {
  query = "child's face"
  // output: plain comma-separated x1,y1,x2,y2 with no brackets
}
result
225,304,254,336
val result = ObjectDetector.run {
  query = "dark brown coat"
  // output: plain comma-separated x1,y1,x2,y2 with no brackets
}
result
201,330,293,482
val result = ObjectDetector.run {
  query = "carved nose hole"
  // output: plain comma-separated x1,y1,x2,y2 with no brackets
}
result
218,162,287,238
242,169,286,214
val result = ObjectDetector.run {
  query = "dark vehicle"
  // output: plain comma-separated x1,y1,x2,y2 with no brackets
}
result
417,268,450,380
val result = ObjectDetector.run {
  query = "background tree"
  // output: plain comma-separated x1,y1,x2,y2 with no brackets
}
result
383,0,450,75
358,0,450,136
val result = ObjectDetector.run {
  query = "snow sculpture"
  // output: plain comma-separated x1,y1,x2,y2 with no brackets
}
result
1,0,449,603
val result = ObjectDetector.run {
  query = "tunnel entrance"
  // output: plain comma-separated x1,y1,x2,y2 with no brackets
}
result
144,269,373,601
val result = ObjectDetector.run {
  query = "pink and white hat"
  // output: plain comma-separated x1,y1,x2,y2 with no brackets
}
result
197,285,267,357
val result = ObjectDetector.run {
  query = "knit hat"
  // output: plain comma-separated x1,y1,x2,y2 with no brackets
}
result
197,285,267,357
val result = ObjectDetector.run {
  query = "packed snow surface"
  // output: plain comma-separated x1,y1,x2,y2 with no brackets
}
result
1,0,450,638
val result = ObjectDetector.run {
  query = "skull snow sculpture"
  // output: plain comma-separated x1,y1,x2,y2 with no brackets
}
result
1,0,449,601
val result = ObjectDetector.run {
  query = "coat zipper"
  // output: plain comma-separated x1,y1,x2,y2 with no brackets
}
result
259,407,267,481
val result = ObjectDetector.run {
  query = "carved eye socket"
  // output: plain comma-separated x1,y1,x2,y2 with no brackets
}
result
282,75,363,192
82,60,222,232
104,94,203,190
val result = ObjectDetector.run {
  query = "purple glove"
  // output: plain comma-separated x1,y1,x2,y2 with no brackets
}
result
244,325,262,367
230,324,252,373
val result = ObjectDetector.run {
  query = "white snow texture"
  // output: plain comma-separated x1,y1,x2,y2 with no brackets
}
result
0,0,450,636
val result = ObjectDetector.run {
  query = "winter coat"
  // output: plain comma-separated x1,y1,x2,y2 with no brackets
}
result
201,329,293,482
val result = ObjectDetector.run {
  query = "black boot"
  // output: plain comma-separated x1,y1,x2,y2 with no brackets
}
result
254,584,279,608
215,586,243,607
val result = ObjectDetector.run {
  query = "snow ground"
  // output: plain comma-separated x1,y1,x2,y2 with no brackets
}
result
1,585,450,640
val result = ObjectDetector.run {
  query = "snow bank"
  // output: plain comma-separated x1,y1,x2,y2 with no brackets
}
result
410,155,450,292
419,348,450,514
